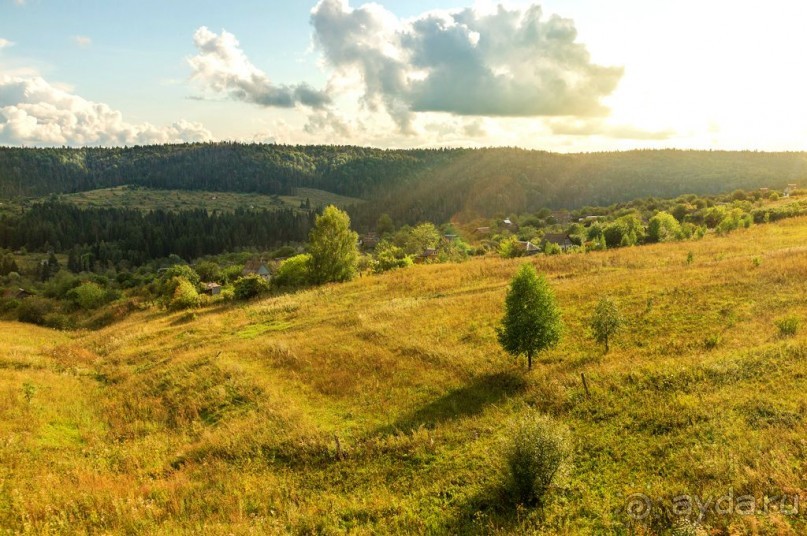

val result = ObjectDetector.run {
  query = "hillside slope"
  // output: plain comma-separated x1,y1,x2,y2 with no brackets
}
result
1,218,806,533
2,144,806,226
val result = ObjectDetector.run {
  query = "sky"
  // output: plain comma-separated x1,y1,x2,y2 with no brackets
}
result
1,0,807,152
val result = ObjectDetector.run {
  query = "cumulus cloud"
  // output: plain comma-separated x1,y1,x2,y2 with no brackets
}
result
72,35,92,48
0,38,13,49
0,75,213,146
311,0,623,132
188,26,330,109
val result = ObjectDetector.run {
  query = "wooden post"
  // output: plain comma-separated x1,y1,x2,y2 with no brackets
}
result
334,434,343,461
581,372,590,398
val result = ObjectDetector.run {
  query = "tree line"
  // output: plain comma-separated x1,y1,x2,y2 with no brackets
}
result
0,202,314,268
2,144,806,229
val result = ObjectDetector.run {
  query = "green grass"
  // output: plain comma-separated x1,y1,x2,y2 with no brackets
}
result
43,185,364,214
2,217,807,534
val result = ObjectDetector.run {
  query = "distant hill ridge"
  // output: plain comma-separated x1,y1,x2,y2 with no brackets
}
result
1,144,805,225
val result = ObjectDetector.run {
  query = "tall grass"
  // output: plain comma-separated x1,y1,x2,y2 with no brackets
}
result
1,216,806,533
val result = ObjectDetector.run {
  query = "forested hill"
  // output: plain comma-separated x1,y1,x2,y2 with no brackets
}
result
2,143,806,226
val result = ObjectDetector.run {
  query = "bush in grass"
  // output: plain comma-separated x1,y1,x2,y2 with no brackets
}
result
373,240,412,273
233,274,270,300
776,316,799,337
169,277,200,310
66,281,107,310
17,297,53,325
274,254,312,288
505,411,570,506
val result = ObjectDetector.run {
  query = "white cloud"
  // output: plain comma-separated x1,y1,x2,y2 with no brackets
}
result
310,0,623,133
0,75,213,146
0,38,13,49
72,35,92,48
188,26,330,109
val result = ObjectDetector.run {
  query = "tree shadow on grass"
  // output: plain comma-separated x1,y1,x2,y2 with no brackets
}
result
444,484,544,535
381,372,527,434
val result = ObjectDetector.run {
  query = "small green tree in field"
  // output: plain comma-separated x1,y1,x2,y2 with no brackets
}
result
308,206,359,284
497,264,562,369
590,296,622,353
505,411,570,506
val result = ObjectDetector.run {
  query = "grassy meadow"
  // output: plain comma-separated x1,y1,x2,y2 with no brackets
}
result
2,216,807,534
44,186,363,214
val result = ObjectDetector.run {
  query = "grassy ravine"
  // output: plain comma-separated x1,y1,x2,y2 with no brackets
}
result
45,186,363,214
2,219,807,534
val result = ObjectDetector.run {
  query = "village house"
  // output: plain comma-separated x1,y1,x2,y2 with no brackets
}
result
516,241,541,256
474,226,491,235
415,248,439,264
784,184,799,197
542,233,575,251
359,233,380,250
2,288,31,300
202,282,222,296
242,259,272,280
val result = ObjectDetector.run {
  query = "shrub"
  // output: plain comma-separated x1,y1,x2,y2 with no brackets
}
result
373,240,412,273
543,241,562,255
499,236,523,258
505,411,570,506
233,275,270,300
704,334,721,350
17,297,53,325
169,277,200,310
647,211,682,243
66,281,107,310
776,316,799,338
274,254,312,287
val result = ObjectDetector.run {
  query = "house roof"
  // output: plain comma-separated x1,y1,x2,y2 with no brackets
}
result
243,260,270,274
2,288,29,299
517,241,540,252
422,248,438,257
543,233,573,245
203,282,221,290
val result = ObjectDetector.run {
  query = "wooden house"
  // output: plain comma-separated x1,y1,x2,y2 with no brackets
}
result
516,241,541,256
542,233,574,251
203,282,222,296
242,259,272,280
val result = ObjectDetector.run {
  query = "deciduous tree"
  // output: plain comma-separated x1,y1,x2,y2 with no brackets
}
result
497,264,562,369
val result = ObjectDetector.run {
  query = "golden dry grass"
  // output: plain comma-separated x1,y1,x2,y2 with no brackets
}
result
2,217,807,534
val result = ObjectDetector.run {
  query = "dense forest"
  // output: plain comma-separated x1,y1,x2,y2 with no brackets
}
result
1,144,806,228
0,203,313,267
